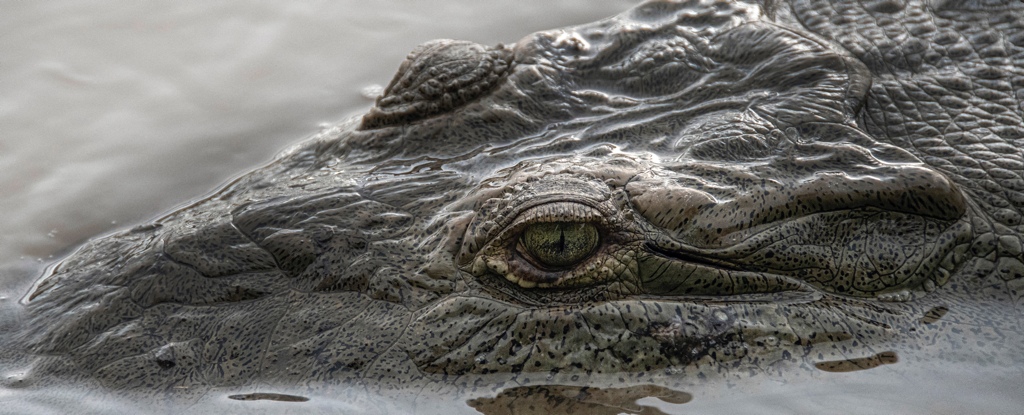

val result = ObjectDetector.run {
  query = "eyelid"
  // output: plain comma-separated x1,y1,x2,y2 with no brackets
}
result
506,202,606,231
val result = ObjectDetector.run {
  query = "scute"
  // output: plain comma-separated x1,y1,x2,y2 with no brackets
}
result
360,40,514,129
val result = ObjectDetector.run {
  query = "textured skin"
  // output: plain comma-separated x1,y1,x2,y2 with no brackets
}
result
7,0,1024,405
360,40,514,129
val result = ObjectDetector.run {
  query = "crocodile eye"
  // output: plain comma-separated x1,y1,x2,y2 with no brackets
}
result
519,222,599,269
462,198,637,291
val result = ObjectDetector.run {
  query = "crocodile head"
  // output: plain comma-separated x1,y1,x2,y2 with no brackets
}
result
13,0,1022,405
348,0,975,378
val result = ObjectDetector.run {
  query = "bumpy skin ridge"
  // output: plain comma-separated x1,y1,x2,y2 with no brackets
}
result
360,41,515,130
790,0,1024,229
5,0,1024,406
784,0,1024,326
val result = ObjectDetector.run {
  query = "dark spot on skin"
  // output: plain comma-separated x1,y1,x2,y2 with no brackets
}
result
921,306,949,324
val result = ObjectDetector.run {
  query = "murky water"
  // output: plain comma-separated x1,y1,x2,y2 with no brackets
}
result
2,1,1023,414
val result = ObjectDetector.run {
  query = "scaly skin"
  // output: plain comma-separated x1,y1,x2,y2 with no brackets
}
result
7,0,1023,407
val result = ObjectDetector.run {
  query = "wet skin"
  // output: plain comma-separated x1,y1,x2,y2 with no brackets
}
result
8,0,1024,407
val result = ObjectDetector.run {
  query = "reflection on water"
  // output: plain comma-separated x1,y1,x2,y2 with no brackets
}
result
468,384,692,415
2,362,1024,414
228,392,310,402
814,351,899,373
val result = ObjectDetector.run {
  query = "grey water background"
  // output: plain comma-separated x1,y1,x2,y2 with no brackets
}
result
1,1,1022,414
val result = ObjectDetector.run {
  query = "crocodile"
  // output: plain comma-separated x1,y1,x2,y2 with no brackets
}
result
6,0,1024,411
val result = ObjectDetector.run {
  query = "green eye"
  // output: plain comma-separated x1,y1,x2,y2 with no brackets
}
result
520,222,599,269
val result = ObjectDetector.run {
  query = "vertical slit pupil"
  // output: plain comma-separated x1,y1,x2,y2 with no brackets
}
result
519,221,599,270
